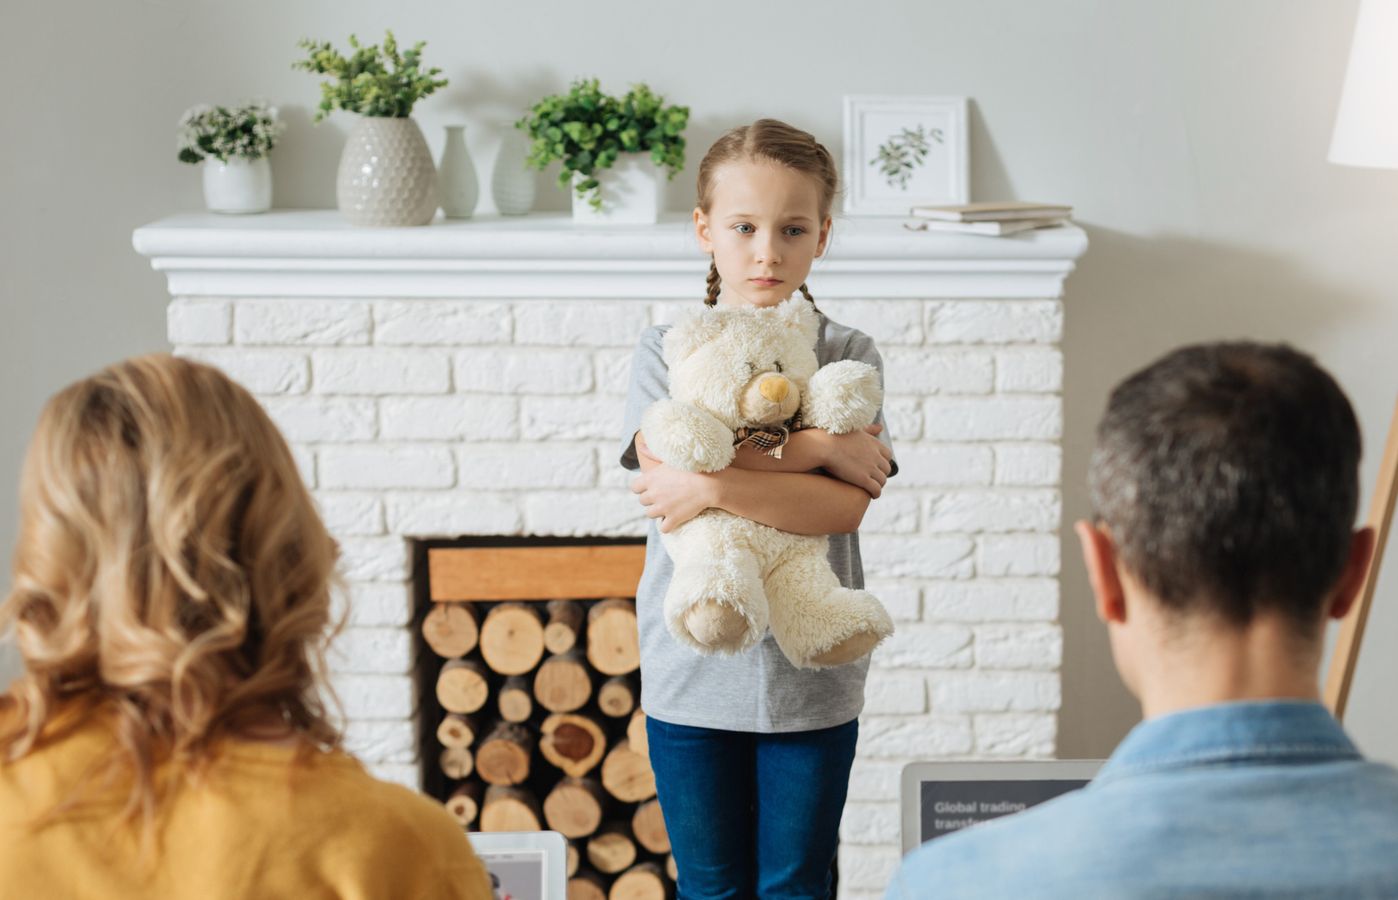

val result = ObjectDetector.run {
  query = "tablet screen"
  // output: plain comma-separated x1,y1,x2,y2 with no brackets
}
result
479,850,545,900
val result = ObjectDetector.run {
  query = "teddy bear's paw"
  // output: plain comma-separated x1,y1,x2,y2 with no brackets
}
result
683,600,755,653
664,564,767,655
809,630,886,668
641,400,736,473
803,361,883,434
782,589,895,670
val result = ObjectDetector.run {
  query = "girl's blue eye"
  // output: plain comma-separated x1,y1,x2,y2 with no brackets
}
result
785,226,805,237
734,223,754,234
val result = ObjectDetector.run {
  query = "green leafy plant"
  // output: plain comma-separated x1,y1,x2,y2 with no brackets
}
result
871,125,943,190
177,102,284,164
517,79,689,209
293,31,448,120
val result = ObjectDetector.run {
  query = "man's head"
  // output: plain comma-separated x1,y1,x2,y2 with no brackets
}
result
1078,342,1374,707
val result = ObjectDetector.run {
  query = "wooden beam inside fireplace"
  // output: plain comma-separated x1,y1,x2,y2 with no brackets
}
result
427,545,646,602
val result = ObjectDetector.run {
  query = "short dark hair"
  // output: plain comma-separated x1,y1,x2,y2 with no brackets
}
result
1088,342,1361,627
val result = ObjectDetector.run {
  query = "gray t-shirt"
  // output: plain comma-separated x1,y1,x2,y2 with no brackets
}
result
619,313,897,733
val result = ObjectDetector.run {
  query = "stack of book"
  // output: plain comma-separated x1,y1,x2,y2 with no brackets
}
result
903,201,1072,236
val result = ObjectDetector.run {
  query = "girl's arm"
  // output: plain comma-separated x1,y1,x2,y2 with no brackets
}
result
636,426,893,498
632,434,870,535
730,426,893,498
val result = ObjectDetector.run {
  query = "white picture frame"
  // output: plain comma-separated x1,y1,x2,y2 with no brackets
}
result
843,95,969,216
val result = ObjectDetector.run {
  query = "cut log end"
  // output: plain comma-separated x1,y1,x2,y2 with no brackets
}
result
610,861,671,900
439,746,474,780
436,659,490,714
480,602,547,676
631,798,669,854
540,713,608,778
436,713,479,749
586,822,638,875
444,782,482,827
545,599,584,655
597,675,637,718
422,602,480,659
535,649,594,714
498,675,534,723
480,784,542,833
587,598,640,676
601,739,656,803
477,722,535,786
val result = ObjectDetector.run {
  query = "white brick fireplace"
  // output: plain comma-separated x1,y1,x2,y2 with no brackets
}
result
134,211,1086,898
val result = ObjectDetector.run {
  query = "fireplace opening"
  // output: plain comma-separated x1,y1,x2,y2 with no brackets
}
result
412,535,677,896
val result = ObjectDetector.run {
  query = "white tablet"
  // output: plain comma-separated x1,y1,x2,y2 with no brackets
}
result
900,760,1104,853
466,830,568,900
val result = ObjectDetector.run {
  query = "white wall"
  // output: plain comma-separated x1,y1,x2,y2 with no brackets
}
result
3,0,1396,762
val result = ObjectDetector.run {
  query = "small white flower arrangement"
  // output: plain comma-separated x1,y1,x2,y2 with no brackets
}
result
177,102,285,165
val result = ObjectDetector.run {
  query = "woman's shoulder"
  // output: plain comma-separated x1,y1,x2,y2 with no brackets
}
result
267,750,473,852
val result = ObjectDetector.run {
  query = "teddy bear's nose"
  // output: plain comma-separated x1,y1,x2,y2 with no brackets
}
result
759,376,790,403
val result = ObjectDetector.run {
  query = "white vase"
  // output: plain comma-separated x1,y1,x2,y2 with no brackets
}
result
572,154,663,225
336,116,438,227
438,125,479,219
202,157,271,214
491,129,537,216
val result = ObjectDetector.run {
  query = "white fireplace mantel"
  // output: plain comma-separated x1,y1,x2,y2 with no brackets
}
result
133,210,1087,300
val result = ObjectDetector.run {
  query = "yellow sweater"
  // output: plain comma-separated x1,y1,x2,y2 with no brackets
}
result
0,715,490,899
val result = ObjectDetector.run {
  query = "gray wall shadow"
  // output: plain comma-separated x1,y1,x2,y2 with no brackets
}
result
1057,225,1369,758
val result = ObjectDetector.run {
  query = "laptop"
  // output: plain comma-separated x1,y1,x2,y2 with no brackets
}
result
899,760,1104,853
466,830,568,900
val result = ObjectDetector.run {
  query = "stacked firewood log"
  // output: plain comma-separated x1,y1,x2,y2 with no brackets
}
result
425,597,674,900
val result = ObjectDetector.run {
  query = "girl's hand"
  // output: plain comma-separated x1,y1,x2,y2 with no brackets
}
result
821,424,893,498
631,463,720,533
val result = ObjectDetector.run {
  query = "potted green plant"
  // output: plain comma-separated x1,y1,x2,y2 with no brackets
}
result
294,31,448,227
178,102,284,214
518,79,689,224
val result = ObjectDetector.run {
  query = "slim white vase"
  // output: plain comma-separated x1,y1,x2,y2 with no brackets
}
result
202,157,271,214
336,116,438,227
438,125,480,219
491,129,536,215
572,154,663,225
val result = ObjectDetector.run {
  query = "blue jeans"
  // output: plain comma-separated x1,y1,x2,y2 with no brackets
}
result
645,715,859,900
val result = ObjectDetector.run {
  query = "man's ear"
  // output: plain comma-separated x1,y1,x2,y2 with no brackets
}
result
1076,520,1127,624
815,215,832,258
694,207,713,253
1327,527,1377,621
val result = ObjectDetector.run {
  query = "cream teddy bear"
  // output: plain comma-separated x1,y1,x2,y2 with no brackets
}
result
640,297,895,669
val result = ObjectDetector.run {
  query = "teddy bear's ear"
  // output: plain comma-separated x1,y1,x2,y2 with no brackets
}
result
662,307,728,367
776,296,820,345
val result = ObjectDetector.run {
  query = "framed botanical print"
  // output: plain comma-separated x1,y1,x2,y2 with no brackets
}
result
843,95,969,216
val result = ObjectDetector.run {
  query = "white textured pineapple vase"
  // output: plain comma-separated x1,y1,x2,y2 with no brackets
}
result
337,116,438,227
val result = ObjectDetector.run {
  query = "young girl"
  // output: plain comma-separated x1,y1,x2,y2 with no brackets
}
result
0,355,490,899
620,119,896,899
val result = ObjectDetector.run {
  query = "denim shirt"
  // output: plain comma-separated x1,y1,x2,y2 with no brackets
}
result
887,701,1398,899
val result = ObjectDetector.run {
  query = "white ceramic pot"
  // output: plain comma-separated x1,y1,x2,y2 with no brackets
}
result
491,128,537,216
337,116,438,227
572,154,663,225
438,125,479,219
202,156,272,214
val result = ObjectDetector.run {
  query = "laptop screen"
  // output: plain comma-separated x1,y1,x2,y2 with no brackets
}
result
901,761,1104,851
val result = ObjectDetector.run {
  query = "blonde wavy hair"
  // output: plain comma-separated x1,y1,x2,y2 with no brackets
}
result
0,354,342,828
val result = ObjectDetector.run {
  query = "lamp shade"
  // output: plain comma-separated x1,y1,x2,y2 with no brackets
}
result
1330,0,1398,168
